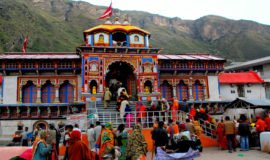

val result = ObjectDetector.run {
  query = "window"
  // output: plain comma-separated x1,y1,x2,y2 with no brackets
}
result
59,62,72,68
247,90,252,93
176,62,188,69
22,81,37,103
193,62,204,69
41,81,55,103
22,62,35,68
208,63,215,69
40,62,53,68
237,85,245,97
5,63,18,68
59,81,74,103
231,90,235,94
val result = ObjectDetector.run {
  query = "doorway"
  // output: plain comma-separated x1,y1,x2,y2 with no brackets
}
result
106,61,137,100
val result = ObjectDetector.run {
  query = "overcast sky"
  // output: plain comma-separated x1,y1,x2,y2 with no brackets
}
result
79,0,270,25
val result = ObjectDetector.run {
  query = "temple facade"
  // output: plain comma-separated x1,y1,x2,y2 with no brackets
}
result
0,18,226,135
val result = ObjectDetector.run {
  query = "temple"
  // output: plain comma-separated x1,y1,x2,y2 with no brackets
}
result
0,18,226,135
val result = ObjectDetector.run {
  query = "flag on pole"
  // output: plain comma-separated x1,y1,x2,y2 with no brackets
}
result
97,2,113,19
22,34,29,53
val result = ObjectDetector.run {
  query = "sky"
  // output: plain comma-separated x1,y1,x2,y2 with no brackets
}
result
79,0,270,25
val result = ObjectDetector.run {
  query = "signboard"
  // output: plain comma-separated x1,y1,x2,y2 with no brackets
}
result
66,113,88,131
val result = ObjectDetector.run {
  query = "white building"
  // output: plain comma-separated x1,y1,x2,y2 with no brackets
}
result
219,71,265,101
225,56,270,99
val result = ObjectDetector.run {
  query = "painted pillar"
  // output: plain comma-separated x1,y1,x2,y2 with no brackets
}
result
203,85,208,100
188,82,193,101
172,85,177,98
109,34,113,46
145,35,149,48
126,33,130,47
81,57,85,93
55,85,60,103
36,86,41,103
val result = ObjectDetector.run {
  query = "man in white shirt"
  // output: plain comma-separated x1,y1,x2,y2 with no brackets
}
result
87,124,96,151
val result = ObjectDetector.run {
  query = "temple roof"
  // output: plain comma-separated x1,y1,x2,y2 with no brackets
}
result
157,54,225,61
219,71,264,84
84,24,150,35
0,52,79,59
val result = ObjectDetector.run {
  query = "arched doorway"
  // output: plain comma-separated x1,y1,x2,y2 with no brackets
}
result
161,80,173,99
106,61,136,100
176,80,189,101
192,80,204,101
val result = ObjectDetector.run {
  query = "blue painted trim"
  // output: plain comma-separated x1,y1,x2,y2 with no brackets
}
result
218,79,221,95
109,34,113,46
195,84,199,101
48,85,51,103
1,78,4,99
65,84,68,103
29,85,33,103
91,34,94,46
126,33,130,47
81,58,84,88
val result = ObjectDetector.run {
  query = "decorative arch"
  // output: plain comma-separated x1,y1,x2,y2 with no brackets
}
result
59,80,74,103
160,80,173,99
176,80,189,101
89,80,98,94
22,80,37,103
106,60,136,73
192,80,204,101
144,80,153,93
41,80,55,103
33,120,48,130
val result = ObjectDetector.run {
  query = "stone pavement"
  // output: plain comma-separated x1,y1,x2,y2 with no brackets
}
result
197,148,270,160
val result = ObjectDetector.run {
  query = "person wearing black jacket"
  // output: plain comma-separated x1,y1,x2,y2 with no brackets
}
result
238,114,251,151
152,121,168,153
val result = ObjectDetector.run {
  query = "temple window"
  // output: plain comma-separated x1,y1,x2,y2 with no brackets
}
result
162,63,172,69
192,80,204,101
59,80,74,103
40,62,53,68
208,63,215,69
59,62,72,68
176,80,189,101
176,62,188,69
22,80,37,103
112,31,127,46
160,80,173,99
22,62,35,69
193,62,204,69
41,80,55,103
144,80,153,93
5,62,18,69
89,80,98,94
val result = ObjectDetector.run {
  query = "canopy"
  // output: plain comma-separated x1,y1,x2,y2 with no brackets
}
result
225,97,270,110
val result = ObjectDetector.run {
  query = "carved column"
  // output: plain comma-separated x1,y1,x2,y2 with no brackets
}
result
172,85,177,98
54,85,60,103
188,82,193,101
36,86,41,103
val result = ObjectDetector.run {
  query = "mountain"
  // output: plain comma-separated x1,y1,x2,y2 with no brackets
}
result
1,0,270,62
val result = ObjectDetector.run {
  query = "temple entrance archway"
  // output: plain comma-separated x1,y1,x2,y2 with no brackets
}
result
106,61,137,100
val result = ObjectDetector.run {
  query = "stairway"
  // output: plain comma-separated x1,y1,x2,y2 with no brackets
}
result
88,101,137,128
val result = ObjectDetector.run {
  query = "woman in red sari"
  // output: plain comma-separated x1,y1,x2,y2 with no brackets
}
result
216,119,227,149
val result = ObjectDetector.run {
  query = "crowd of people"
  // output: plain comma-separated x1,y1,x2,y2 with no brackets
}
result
216,113,270,153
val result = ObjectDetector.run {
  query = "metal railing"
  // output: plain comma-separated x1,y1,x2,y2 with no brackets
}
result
88,110,217,139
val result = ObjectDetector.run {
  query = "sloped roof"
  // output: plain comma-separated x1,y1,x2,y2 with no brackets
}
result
157,54,225,60
225,98,270,109
219,71,264,84
84,24,150,35
0,52,79,59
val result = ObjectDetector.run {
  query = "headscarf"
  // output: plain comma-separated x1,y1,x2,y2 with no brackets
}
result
68,130,82,145
105,122,112,130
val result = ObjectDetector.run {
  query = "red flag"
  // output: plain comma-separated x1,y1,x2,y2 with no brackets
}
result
22,34,29,53
97,2,112,19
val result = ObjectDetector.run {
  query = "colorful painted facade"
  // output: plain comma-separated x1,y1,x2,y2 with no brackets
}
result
0,19,226,134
